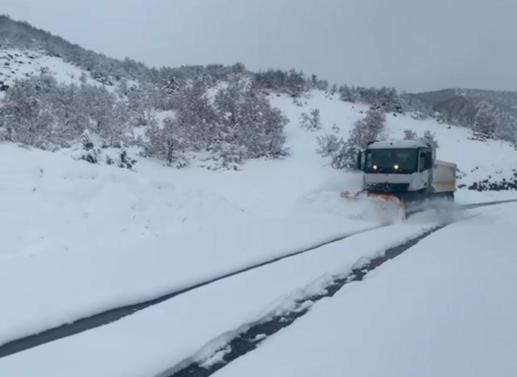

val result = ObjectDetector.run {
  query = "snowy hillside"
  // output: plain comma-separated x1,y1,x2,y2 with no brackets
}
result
2,44,513,186
0,48,97,88
408,88,517,144
271,91,517,188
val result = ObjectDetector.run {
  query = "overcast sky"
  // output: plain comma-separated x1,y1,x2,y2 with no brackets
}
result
2,0,515,92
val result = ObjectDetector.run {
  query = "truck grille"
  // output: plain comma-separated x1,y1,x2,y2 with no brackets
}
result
367,183,409,193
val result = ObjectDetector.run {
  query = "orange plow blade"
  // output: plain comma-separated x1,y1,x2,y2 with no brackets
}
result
340,191,406,221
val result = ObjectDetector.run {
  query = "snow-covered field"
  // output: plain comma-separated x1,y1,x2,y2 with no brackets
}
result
0,85,516,376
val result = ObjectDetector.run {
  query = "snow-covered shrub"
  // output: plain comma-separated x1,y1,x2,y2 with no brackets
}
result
252,69,308,97
421,130,439,149
315,136,351,170
300,108,322,131
0,73,129,149
78,132,100,164
338,85,403,113
316,134,342,157
106,150,137,169
473,103,496,140
218,143,247,170
403,129,438,148
403,129,418,140
73,131,136,169
144,117,190,167
212,81,287,160
143,80,288,169
468,171,517,191
323,107,386,169
331,139,357,169
203,143,248,171
118,81,160,128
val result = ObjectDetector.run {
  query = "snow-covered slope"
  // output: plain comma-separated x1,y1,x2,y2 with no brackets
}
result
271,90,517,187
0,48,97,87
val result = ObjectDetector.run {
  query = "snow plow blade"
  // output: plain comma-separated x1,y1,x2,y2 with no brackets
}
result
340,191,404,206
340,191,406,222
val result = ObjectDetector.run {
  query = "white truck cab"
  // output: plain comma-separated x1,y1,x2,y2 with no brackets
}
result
358,140,456,200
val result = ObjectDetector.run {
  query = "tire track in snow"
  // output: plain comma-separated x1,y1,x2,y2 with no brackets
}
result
159,226,446,377
160,199,517,377
456,199,517,210
0,225,384,359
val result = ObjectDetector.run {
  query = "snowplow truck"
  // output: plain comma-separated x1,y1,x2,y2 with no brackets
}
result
343,140,456,215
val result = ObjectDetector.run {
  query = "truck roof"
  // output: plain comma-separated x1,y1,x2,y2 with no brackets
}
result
366,140,429,150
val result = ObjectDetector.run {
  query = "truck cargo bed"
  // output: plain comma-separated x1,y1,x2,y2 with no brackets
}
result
432,160,456,193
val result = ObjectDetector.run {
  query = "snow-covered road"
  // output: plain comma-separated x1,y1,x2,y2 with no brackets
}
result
0,221,440,376
1,201,513,376
214,202,517,377
0,223,381,358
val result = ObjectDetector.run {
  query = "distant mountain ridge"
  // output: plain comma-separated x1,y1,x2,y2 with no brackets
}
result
406,88,517,143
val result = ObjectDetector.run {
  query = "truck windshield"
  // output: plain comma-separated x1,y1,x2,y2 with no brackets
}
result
364,148,417,173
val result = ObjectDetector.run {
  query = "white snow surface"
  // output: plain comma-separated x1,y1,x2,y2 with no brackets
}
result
214,202,517,377
0,222,440,377
0,88,516,376
0,48,98,87
0,141,373,345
